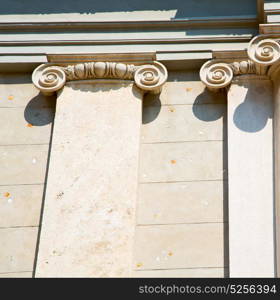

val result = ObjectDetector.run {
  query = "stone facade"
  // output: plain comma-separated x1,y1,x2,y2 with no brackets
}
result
0,1,279,278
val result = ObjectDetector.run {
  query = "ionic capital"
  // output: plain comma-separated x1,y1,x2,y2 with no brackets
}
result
200,60,256,91
200,35,280,91
32,61,168,95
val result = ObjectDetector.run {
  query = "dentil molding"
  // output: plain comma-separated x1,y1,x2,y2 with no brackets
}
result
200,34,280,91
32,61,168,95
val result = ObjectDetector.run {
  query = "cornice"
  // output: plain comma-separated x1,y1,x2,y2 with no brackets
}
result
46,53,156,64
260,24,280,34
200,34,280,91
32,61,168,95
0,36,254,47
0,17,257,32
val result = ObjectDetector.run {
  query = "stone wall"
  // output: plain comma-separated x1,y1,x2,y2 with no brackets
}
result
0,70,228,277
133,70,228,277
0,73,55,277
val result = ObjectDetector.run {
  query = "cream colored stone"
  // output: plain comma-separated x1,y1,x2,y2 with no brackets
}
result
133,268,226,278
0,108,53,145
139,141,224,183
0,227,38,273
137,181,225,225
271,68,280,277
142,104,225,143
133,224,225,270
0,145,49,185
228,77,274,277
200,60,255,91
155,81,226,105
0,185,44,227
0,272,32,278
0,73,55,108
35,80,142,277
32,61,167,95
248,36,280,72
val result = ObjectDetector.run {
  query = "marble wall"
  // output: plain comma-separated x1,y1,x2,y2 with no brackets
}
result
133,71,228,277
0,70,228,277
0,73,55,277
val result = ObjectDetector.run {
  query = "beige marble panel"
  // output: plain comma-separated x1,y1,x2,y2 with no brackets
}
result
228,77,274,277
35,81,142,277
142,104,225,143
133,223,224,270
0,145,49,185
144,81,226,106
0,272,32,278
0,73,55,108
0,108,54,145
133,268,226,278
0,185,44,227
139,141,224,183
137,181,225,225
0,227,38,273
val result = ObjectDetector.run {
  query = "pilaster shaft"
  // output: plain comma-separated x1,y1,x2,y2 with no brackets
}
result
227,76,274,277
200,35,280,277
31,60,168,277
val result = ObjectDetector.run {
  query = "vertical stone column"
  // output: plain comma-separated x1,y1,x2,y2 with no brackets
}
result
270,65,280,277
32,61,167,277
227,76,274,277
248,37,280,277
200,58,276,277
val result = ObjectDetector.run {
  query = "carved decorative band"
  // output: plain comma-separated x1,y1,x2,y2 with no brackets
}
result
32,61,167,95
63,62,136,81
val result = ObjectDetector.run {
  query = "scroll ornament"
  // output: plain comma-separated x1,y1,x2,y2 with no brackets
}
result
200,60,255,91
32,61,168,95
200,36,280,91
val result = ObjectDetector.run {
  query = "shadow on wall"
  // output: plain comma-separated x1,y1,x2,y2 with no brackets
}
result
232,86,273,133
192,88,226,121
0,0,257,18
193,86,273,133
142,93,161,124
24,93,56,126
193,87,229,276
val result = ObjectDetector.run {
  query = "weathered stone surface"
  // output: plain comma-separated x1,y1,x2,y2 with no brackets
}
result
133,268,226,278
0,185,44,227
0,108,53,145
137,181,225,224
139,141,224,183
142,104,225,143
0,145,49,185
228,77,274,277
0,272,32,278
133,224,225,270
152,81,226,106
0,227,38,273
0,73,55,108
35,80,142,277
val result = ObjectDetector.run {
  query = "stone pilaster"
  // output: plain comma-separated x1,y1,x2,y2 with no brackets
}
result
32,59,168,277
199,36,280,277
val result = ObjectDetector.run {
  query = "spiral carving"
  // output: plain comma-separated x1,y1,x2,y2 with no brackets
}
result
200,61,233,91
134,62,168,93
32,61,168,94
248,38,280,66
32,64,66,95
